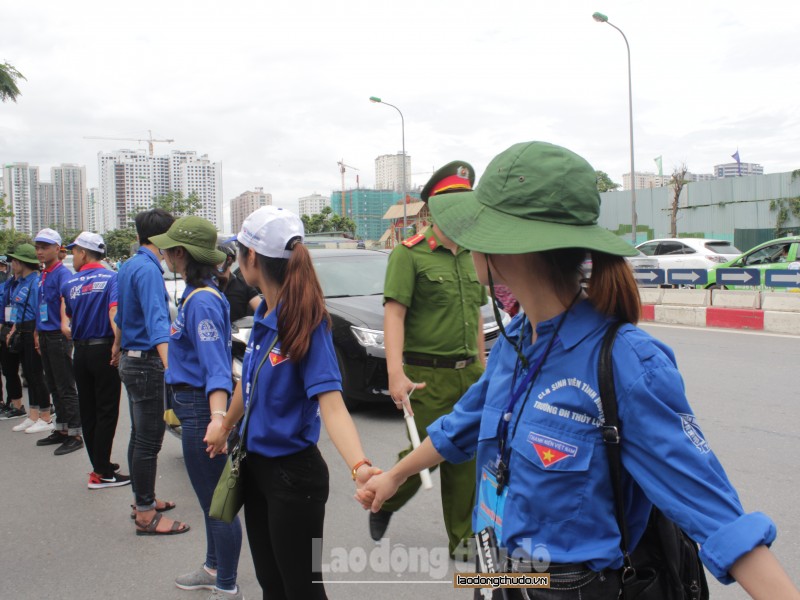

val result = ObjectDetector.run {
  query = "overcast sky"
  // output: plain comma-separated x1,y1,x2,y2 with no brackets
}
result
2,0,799,231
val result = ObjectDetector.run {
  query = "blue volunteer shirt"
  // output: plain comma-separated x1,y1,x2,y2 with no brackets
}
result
62,263,118,340
37,261,71,331
242,301,342,458
11,271,40,323
114,247,171,351
427,299,776,584
0,277,18,324
166,282,232,398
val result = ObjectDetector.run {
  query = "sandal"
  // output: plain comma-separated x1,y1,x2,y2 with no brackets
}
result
129,500,176,520
134,512,190,536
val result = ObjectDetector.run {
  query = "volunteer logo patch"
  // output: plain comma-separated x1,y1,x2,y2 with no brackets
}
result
197,319,220,342
269,346,289,366
679,413,710,454
528,432,578,468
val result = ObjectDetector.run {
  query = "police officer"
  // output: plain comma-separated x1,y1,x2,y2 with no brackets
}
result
372,161,487,559
62,232,129,488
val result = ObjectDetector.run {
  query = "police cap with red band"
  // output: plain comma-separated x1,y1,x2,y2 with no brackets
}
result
420,160,475,203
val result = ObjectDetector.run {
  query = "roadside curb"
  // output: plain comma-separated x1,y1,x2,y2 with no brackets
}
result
639,289,800,335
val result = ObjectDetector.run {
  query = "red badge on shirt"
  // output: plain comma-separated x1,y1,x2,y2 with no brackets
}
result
269,346,289,367
528,432,578,468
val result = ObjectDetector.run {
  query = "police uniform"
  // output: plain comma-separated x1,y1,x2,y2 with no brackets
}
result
427,300,776,583
380,161,487,557
62,262,121,476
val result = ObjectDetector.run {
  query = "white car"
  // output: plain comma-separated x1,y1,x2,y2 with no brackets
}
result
635,238,740,271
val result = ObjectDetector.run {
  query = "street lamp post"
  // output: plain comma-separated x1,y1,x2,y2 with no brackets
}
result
593,11,637,244
369,96,407,241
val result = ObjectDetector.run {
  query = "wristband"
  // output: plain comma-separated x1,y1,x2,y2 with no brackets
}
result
211,410,227,418
351,458,372,481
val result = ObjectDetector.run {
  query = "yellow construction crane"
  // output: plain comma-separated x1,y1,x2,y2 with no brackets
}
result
337,159,359,217
83,129,174,157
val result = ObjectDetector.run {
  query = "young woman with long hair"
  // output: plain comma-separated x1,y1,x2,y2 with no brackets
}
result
205,206,378,600
359,141,800,599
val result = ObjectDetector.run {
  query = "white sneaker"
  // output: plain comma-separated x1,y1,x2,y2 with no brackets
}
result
25,419,55,434
12,417,36,432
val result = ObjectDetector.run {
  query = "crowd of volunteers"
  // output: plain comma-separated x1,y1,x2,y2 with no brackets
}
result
2,141,799,600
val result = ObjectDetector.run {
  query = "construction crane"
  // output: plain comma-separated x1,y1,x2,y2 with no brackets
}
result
83,129,174,157
337,159,359,217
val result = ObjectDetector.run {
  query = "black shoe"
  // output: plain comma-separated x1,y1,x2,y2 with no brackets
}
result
37,431,68,446
0,406,26,420
369,509,393,541
110,462,120,472
54,437,84,456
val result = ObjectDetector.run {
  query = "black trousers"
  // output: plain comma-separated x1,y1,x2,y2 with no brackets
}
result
243,445,329,600
74,342,121,475
20,328,50,411
0,337,22,402
39,330,81,433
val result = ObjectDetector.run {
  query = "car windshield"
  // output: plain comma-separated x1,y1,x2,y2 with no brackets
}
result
313,253,387,297
705,241,740,254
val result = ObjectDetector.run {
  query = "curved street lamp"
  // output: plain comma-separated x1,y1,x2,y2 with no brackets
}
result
593,11,637,244
369,96,408,240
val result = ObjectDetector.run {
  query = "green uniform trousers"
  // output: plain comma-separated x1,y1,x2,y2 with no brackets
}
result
381,360,483,557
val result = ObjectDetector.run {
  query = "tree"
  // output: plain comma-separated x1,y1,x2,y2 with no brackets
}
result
104,228,138,259
0,62,26,103
301,206,357,236
129,191,204,222
669,163,689,238
595,170,621,192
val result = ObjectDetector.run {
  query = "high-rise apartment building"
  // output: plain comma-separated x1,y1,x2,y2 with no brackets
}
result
298,193,330,217
87,187,101,233
230,188,272,234
51,164,88,231
2,163,38,232
98,149,223,231
331,188,421,241
375,153,411,192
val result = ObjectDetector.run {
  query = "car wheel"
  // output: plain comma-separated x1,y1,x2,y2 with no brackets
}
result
336,348,360,412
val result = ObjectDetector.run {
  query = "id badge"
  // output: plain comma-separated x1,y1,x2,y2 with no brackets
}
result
476,458,508,543
9,307,17,322
4,306,11,322
39,303,48,323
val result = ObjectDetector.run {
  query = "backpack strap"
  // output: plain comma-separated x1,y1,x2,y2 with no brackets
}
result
597,320,636,583
181,286,222,306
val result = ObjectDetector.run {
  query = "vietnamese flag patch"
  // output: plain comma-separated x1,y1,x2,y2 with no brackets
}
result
269,347,289,366
527,432,578,468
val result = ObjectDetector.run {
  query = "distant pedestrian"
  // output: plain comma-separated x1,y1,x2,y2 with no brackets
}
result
0,256,25,421
62,232,129,488
152,217,243,599
34,228,83,454
113,208,189,535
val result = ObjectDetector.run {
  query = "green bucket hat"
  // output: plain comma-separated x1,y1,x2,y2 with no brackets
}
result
427,141,637,257
150,215,227,265
7,243,41,266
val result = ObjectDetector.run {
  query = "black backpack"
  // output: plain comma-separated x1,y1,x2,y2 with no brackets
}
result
598,322,709,600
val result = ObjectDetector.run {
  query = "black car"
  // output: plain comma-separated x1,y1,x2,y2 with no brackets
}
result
310,249,504,409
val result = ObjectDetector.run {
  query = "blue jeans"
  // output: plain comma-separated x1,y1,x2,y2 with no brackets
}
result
170,387,242,591
119,353,166,511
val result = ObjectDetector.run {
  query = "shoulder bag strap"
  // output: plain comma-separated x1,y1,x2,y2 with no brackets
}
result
181,285,222,307
597,320,636,580
238,333,279,452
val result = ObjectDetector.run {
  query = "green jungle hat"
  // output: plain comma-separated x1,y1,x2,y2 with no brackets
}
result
428,141,638,256
7,243,41,266
150,215,227,265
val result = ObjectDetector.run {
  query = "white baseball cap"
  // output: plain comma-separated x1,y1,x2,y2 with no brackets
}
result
67,232,106,254
34,228,62,246
232,206,304,259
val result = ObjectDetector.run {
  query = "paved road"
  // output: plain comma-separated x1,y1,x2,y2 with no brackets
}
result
1,324,798,599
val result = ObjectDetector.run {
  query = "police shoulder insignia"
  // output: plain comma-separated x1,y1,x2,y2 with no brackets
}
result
402,233,425,248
